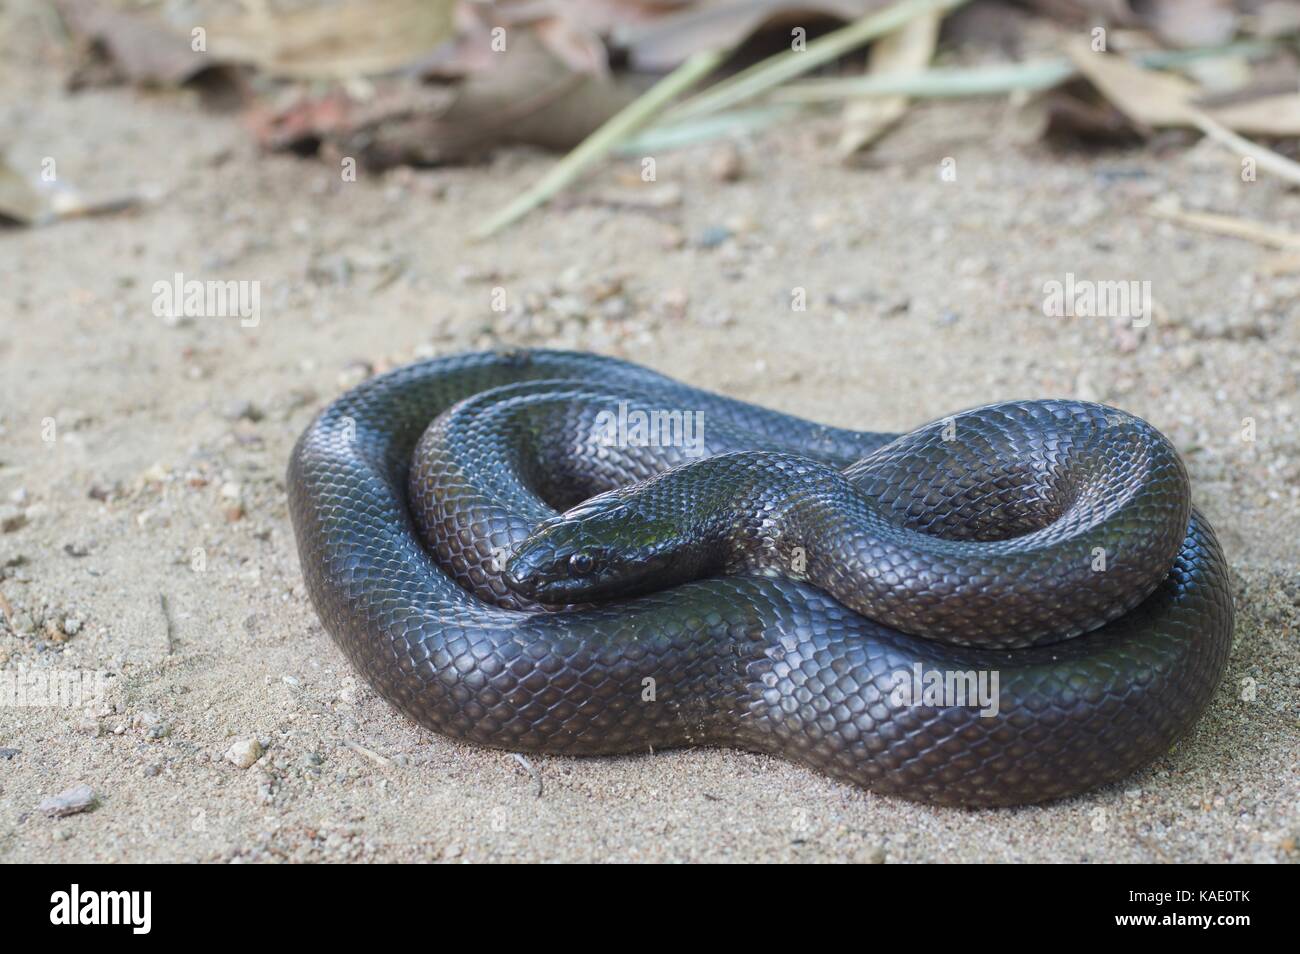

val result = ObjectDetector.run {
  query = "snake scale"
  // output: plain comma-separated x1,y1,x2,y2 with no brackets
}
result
287,349,1233,807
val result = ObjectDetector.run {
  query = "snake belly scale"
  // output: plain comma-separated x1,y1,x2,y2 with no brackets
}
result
287,349,1233,807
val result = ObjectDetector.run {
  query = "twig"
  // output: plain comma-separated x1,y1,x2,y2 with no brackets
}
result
1146,204,1300,251
664,0,970,124
472,48,729,240
158,593,174,655
345,739,392,767
511,753,543,797
1188,109,1300,188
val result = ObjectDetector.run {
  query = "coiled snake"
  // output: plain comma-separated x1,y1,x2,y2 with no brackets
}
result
287,349,1232,807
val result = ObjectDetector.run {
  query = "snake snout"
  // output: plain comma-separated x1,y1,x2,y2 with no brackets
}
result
503,532,605,604
502,545,550,601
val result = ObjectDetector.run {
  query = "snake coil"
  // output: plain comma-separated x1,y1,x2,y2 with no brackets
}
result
288,349,1232,806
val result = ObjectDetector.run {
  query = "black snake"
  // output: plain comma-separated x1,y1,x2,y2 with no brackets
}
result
287,349,1233,806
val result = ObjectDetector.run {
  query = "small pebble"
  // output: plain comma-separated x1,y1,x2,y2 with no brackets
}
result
223,401,264,423
87,482,121,502
140,462,169,484
660,225,686,250
0,505,27,533
225,737,264,769
710,144,745,182
337,361,373,389
694,226,733,249
132,711,171,740
38,784,97,818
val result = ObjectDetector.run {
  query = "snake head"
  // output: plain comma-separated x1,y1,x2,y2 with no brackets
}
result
504,492,691,604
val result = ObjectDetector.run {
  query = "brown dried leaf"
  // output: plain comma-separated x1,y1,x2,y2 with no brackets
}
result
254,30,637,169
419,30,638,160
55,0,220,87
208,0,455,79
418,1,686,79
1016,82,1145,144
534,15,614,77
1065,38,1197,128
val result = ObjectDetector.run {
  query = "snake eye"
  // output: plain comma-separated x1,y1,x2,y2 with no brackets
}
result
568,552,595,576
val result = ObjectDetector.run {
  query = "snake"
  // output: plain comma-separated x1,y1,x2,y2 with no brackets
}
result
287,349,1233,807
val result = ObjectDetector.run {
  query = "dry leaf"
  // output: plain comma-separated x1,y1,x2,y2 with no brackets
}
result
534,15,614,77
1206,92,1300,136
208,0,455,79
419,29,639,160
837,9,940,158
0,155,148,227
421,1,638,79
56,0,227,88
1013,82,1143,144
1065,38,1196,128
0,158,49,225
253,30,637,168
1063,37,1300,183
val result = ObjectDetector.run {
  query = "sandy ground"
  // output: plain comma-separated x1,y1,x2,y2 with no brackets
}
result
2,7,1298,863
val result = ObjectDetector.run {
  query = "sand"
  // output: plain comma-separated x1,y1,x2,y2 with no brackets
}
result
1,4,1297,863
